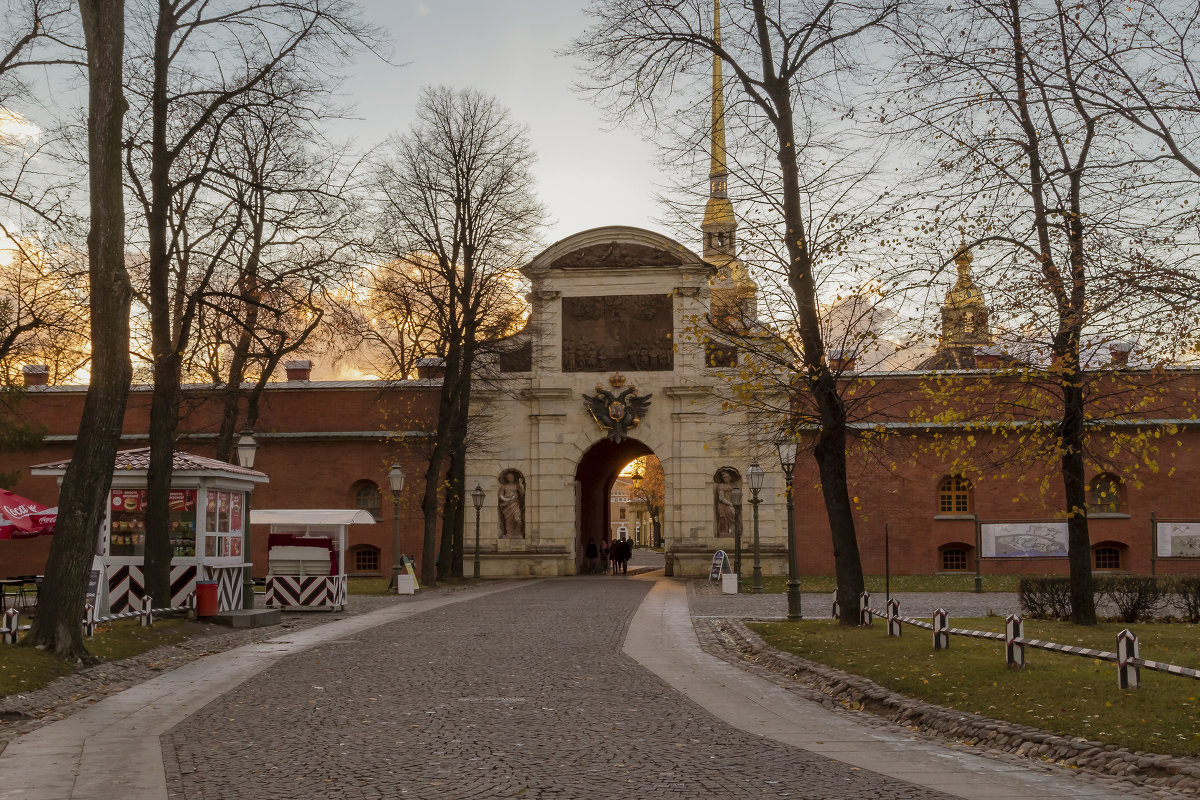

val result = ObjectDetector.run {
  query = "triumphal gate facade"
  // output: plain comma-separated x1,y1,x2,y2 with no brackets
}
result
466,226,787,578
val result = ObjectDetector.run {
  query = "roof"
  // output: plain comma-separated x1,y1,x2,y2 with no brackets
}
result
251,509,377,526
31,446,269,481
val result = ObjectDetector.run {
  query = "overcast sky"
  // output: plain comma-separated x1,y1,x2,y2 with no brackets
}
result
336,0,675,249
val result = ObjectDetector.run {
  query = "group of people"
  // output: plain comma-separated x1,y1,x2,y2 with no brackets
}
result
584,536,634,574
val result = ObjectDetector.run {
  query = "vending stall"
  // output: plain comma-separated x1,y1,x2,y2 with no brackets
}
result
31,447,268,614
253,509,374,610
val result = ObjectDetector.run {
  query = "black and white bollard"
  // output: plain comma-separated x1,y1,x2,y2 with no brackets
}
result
887,599,901,637
2,608,18,644
1117,628,1140,690
859,592,872,626
933,608,949,650
831,590,840,620
1005,614,1025,669
84,603,96,639
141,595,154,627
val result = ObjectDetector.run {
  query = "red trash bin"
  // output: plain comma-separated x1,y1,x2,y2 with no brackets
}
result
195,580,219,617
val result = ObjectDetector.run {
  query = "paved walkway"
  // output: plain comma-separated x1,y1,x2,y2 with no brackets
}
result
0,575,1174,799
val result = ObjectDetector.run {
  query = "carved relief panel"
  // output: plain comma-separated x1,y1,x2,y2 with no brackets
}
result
561,294,674,373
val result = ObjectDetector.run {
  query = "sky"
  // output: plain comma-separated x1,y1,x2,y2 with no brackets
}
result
335,0,675,249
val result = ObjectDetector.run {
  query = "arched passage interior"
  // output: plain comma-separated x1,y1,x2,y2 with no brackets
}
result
574,437,653,572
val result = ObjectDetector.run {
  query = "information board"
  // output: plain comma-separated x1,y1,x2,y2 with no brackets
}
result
709,550,730,580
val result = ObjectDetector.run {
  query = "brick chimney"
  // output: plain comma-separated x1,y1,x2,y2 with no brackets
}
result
21,364,48,387
416,357,445,380
284,359,313,382
827,348,856,374
1109,341,1133,367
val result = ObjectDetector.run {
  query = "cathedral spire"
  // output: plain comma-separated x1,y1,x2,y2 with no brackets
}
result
702,0,736,264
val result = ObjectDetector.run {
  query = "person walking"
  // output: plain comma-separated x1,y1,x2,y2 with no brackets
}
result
585,537,598,574
620,537,632,574
600,537,610,573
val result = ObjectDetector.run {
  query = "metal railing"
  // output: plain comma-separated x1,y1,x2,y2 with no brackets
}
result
839,590,1200,690
1,593,195,645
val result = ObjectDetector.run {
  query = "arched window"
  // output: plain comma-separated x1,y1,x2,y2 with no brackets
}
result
939,543,971,572
1092,543,1124,571
1087,473,1126,515
349,544,381,573
937,475,973,514
352,480,382,520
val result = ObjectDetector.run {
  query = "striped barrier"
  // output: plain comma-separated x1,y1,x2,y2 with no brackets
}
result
852,592,1199,689
0,593,195,645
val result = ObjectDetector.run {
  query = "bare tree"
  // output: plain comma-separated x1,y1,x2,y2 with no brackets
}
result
894,0,1200,623
575,0,897,623
366,86,545,586
27,0,130,659
122,0,382,604
187,78,363,461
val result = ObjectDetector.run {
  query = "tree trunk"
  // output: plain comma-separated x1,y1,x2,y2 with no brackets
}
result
767,78,864,624
143,356,181,606
419,348,463,587
1060,352,1096,624
26,0,129,660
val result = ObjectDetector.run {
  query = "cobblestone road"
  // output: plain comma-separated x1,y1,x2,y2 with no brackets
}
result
163,578,952,799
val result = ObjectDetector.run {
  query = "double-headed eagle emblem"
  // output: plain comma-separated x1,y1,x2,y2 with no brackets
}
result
583,382,652,443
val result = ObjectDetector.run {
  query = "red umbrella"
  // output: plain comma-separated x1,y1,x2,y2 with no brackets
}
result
0,489,56,540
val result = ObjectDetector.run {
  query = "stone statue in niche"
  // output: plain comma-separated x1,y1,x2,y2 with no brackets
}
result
713,468,741,538
497,469,526,538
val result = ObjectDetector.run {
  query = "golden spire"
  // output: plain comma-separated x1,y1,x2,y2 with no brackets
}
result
703,0,736,262
709,0,727,182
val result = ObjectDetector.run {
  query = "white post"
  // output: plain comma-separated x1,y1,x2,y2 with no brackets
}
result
1005,614,1024,669
859,591,871,626
1118,629,1140,690
933,608,949,650
141,595,154,627
2,608,18,644
84,603,96,639
887,598,901,637
831,590,840,620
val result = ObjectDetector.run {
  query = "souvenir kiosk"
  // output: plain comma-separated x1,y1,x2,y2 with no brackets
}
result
31,447,268,614
253,509,373,610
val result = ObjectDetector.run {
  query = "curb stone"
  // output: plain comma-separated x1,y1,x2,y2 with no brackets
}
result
707,616,1200,798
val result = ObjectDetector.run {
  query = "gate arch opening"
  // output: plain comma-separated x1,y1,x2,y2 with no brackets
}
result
574,437,655,573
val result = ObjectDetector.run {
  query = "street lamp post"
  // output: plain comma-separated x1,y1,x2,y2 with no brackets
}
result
747,462,764,593
731,483,743,576
775,431,801,620
387,464,405,591
472,483,485,578
235,429,258,610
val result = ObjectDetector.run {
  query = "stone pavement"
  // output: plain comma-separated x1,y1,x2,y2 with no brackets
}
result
162,577,946,799
0,575,1186,799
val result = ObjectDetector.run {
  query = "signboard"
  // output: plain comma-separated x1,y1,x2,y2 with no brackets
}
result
1156,522,1200,558
85,556,104,610
709,550,731,579
401,555,420,590
980,522,1069,558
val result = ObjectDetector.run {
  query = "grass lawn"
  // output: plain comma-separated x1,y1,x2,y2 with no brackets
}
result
0,617,190,699
742,574,1020,594
750,617,1200,758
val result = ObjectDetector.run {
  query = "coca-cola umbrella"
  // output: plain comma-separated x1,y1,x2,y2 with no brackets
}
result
0,489,57,540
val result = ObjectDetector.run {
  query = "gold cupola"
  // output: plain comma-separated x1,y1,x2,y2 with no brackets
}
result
940,244,990,347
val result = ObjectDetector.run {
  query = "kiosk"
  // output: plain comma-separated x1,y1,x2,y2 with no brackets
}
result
31,447,268,614
253,509,374,610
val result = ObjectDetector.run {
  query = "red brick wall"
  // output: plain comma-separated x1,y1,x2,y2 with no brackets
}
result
0,383,439,578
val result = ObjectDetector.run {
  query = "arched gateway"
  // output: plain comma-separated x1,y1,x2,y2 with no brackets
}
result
465,226,787,577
